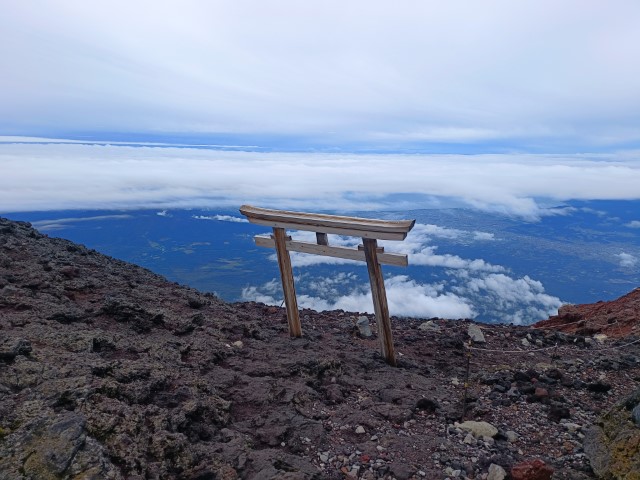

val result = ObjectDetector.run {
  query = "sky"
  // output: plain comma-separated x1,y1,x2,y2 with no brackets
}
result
2,1,640,216
2,1,640,150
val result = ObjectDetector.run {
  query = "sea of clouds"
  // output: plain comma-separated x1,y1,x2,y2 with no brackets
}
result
228,217,564,324
2,141,640,222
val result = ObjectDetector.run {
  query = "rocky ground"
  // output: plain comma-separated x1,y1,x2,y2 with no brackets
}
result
535,288,640,338
1,216,640,479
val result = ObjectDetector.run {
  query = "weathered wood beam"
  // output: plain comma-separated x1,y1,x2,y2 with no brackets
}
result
240,204,415,241
272,227,302,337
363,238,396,366
254,235,408,267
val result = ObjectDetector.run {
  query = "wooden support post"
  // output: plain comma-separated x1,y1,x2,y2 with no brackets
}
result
316,232,329,245
273,227,302,337
362,238,396,366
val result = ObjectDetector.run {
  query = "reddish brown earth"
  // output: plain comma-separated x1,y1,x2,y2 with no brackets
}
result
1,216,640,479
535,289,640,338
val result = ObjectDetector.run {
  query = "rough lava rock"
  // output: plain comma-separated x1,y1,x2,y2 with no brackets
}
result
535,289,640,338
583,387,640,479
2,216,640,479
511,459,554,480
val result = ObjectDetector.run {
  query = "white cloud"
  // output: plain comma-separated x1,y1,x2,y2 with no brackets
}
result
240,286,279,306
473,231,495,241
30,214,133,231
453,273,563,325
241,264,562,324
242,274,474,319
193,214,248,223
408,246,504,272
616,252,638,268
625,220,640,228
2,143,640,219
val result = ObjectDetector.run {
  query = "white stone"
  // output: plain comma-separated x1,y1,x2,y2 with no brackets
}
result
505,430,519,442
456,421,498,438
563,423,582,433
355,425,366,434
487,463,507,480
467,324,486,343
419,320,441,333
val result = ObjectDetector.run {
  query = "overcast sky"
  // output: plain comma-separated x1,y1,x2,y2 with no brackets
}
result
2,1,640,150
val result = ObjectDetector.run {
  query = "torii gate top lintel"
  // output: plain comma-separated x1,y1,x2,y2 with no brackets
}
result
239,205,415,240
239,204,415,366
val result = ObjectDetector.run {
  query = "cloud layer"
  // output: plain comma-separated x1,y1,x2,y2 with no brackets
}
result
241,269,562,325
2,142,640,219
241,220,563,324
242,274,476,321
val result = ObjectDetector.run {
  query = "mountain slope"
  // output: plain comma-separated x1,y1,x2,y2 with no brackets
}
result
2,217,640,479
535,288,640,337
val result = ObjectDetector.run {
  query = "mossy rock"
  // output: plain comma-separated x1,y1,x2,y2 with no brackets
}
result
585,387,640,479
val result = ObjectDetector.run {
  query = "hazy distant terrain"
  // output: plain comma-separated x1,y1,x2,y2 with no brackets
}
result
6,200,639,325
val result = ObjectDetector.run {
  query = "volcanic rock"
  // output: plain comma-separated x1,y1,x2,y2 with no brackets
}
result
511,459,554,480
535,288,640,337
583,387,640,479
2,215,640,479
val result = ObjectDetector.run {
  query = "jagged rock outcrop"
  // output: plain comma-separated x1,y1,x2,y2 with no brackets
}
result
535,289,640,338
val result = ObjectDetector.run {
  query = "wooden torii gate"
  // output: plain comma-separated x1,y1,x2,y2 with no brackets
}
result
240,205,415,366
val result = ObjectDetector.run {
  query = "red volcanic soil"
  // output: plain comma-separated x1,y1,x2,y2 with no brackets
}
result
535,288,640,338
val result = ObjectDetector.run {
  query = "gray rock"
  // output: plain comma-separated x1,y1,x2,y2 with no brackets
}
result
583,425,612,479
456,420,498,438
632,403,640,426
389,460,415,480
356,316,372,337
505,430,519,442
0,412,122,480
467,324,485,343
0,337,31,362
487,463,507,480
584,387,640,478
418,320,441,333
